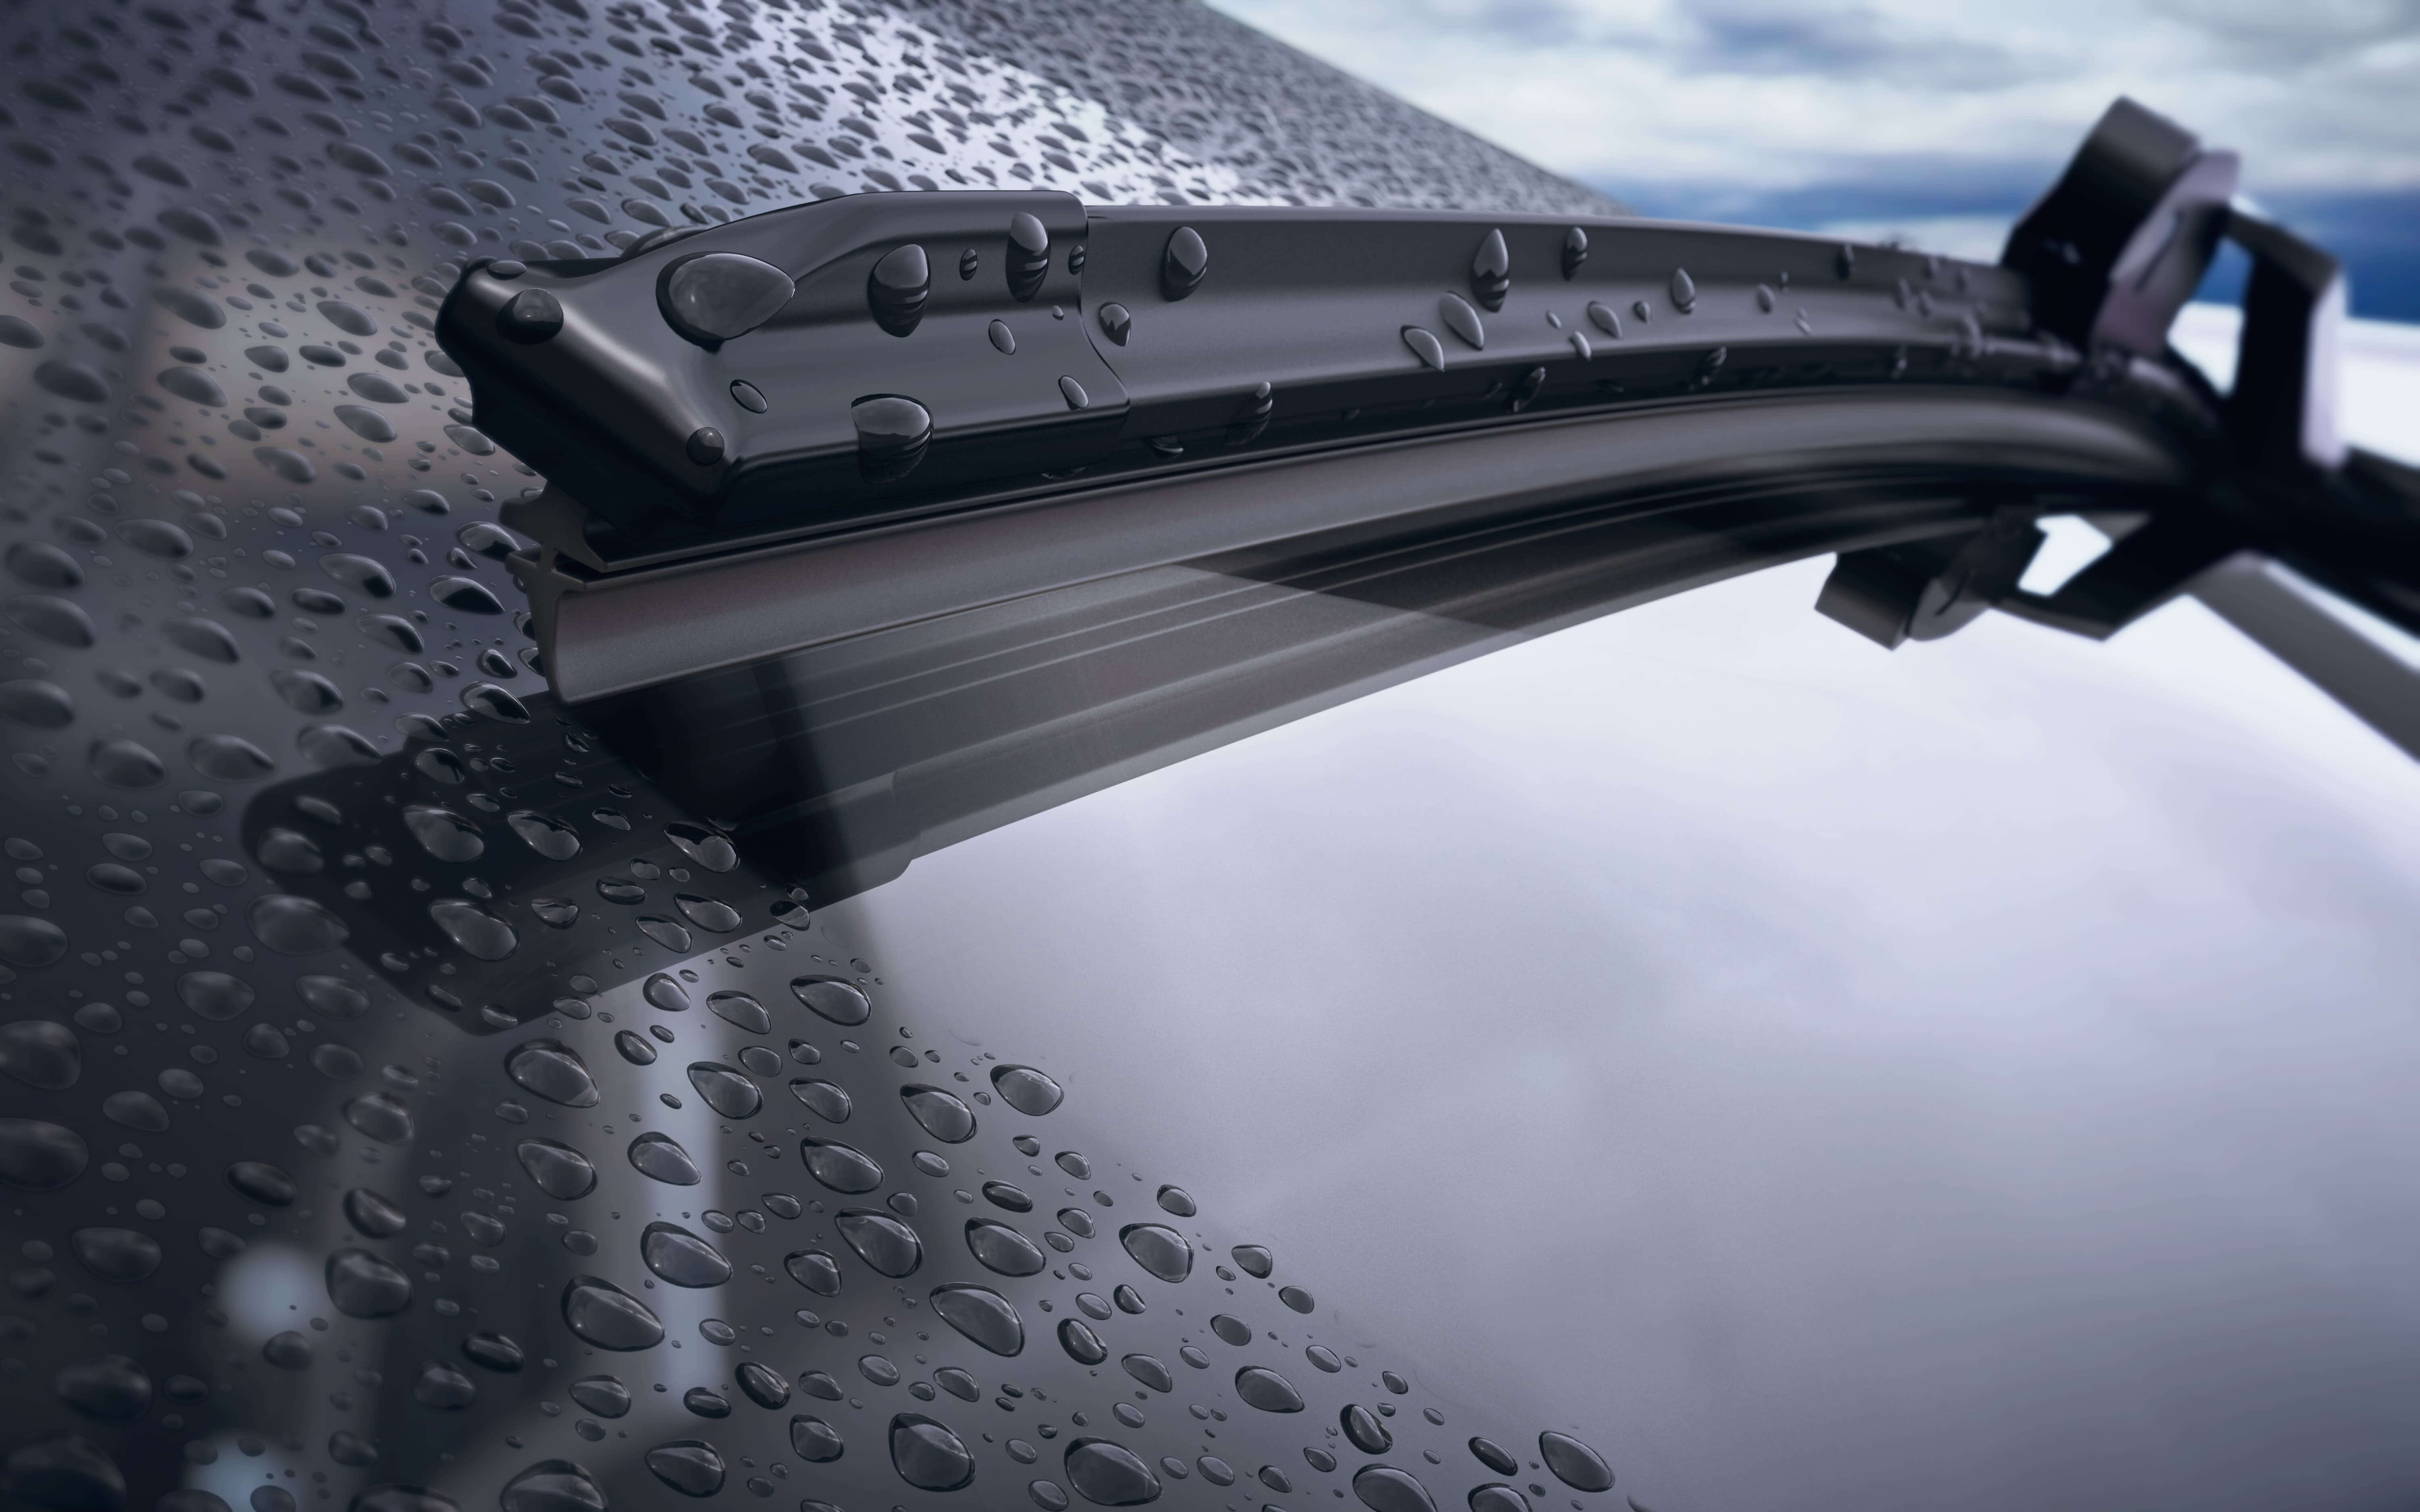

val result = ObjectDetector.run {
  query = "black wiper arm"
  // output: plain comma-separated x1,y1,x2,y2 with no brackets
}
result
438,98,2420,715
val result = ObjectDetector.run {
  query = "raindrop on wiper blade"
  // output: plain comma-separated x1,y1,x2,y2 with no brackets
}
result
1097,302,1131,345
851,396,930,483
1562,225,1588,279
1160,225,1208,300
867,243,930,336
1401,327,1445,371
660,252,795,346
1006,211,1050,302
1439,293,1484,350
1470,227,1510,310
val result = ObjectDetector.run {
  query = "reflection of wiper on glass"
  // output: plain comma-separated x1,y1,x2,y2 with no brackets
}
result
440,97,2420,733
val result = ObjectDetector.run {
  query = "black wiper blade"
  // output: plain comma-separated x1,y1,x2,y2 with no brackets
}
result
442,96,2420,728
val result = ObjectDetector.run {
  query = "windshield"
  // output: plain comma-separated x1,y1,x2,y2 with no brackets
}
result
1,5,2416,1512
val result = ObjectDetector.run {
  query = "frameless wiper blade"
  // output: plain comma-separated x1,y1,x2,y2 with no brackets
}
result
439,96,2420,719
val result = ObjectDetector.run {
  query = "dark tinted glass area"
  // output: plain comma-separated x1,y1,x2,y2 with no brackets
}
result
2,3,2418,1512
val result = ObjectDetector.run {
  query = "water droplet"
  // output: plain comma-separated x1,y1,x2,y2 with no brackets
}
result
1278,1284,1315,1313
789,1077,852,1122
430,898,517,960
851,396,930,483
517,1138,597,1199
263,1331,314,1370
644,1440,725,1497
676,893,742,932
52,1356,151,1422
791,975,870,1025
1562,227,1588,279
1233,1366,1302,1413
225,1160,297,1206
570,1377,631,1418
700,991,769,1036
835,1209,922,1277
644,1222,733,1287
661,252,795,345
480,284,561,347
1438,293,1483,350
1096,303,1131,345
644,972,691,1011
629,1132,701,1185
1400,326,1444,371
507,811,581,859
688,1062,763,1118
665,823,736,871
784,1248,843,1296
1122,1354,1173,1393
789,1415,844,1463
736,1360,789,1410
1154,1185,1195,1218
1160,226,1208,300
901,1085,976,1142
499,1462,604,1512
248,894,348,955
69,1227,161,1283
801,1137,882,1193
1342,1403,1393,1454
101,1093,167,1132
867,243,930,337
684,427,725,468
403,805,484,862
4,1437,125,1512
967,1219,1046,1277
416,1361,478,1410
325,1248,413,1317
1208,1314,1252,1347
1537,1432,1613,1492
1470,229,1510,311
1058,375,1090,410
1063,1438,1158,1506
987,1064,1063,1117
507,1039,600,1107
563,1275,665,1350
1006,212,1050,302
1350,1466,1436,1512
86,737,163,787
343,1187,407,1238
730,380,768,413
1669,268,1696,313
1119,1224,1192,1283
0,1021,79,1089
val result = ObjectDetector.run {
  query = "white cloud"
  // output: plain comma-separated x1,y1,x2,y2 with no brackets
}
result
1207,0,2420,194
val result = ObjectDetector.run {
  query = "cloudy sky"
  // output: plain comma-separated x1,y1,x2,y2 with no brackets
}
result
1211,0,2420,318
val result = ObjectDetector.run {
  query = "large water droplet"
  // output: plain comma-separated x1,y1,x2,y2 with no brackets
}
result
1096,303,1131,345
1562,227,1588,280
1160,226,1207,300
1350,1466,1437,1512
1342,1404,1393,1454
1537,1433,1613,1492
688,1062,763,1118
835,1209,922,1277
326,1248,413,1317
789,1078,851,1121
966,1219,1046,1277
643,1223,733,1287
1401,326,1444,371
1231,1244,1274,1278
930,1284,1024,1356
889,1414,975,1492
661,252,795,345
507,1039,600,1107
403,805,484,862
990,1064,1062,1116
1121,1354,1172,1392
52,1356,151,1422
509,811,581,860
784,1249,842,1296
1470,229,1510,311
86,737,162,786
225,1161,297,1206
628,1132,701,1185
1669,267,1696,313
70,1227,161,1283
562,1276,665,1350
789,1416,844,1463
801,1137,882,1193
868,244,930,337
1119,1224,1192,1283
901,1085,976,1143
430,899,516,960
3,1437,125,1512
248,894,348,955
1064,1439,1159,1506
516,1139,597,1199
1279,1285,1315,1314
344,1188,408,1238
851,396,930,483
791,976,870,1025
569,1377,631,1418
1234,1367,1302,1412
1006,212,1050,302
664,823,736,871
643,1441,724,1498
1438,293,1484,350
0,1020,79,1089
499,1462,605,1512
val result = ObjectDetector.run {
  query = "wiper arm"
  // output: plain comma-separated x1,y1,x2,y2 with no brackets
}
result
439,97,2420,724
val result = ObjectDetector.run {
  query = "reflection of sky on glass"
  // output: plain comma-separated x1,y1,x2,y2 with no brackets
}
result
1211,0,2420,317
839,539,2420,1510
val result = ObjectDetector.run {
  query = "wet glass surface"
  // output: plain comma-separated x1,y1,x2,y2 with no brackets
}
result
2,3,2419,1512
